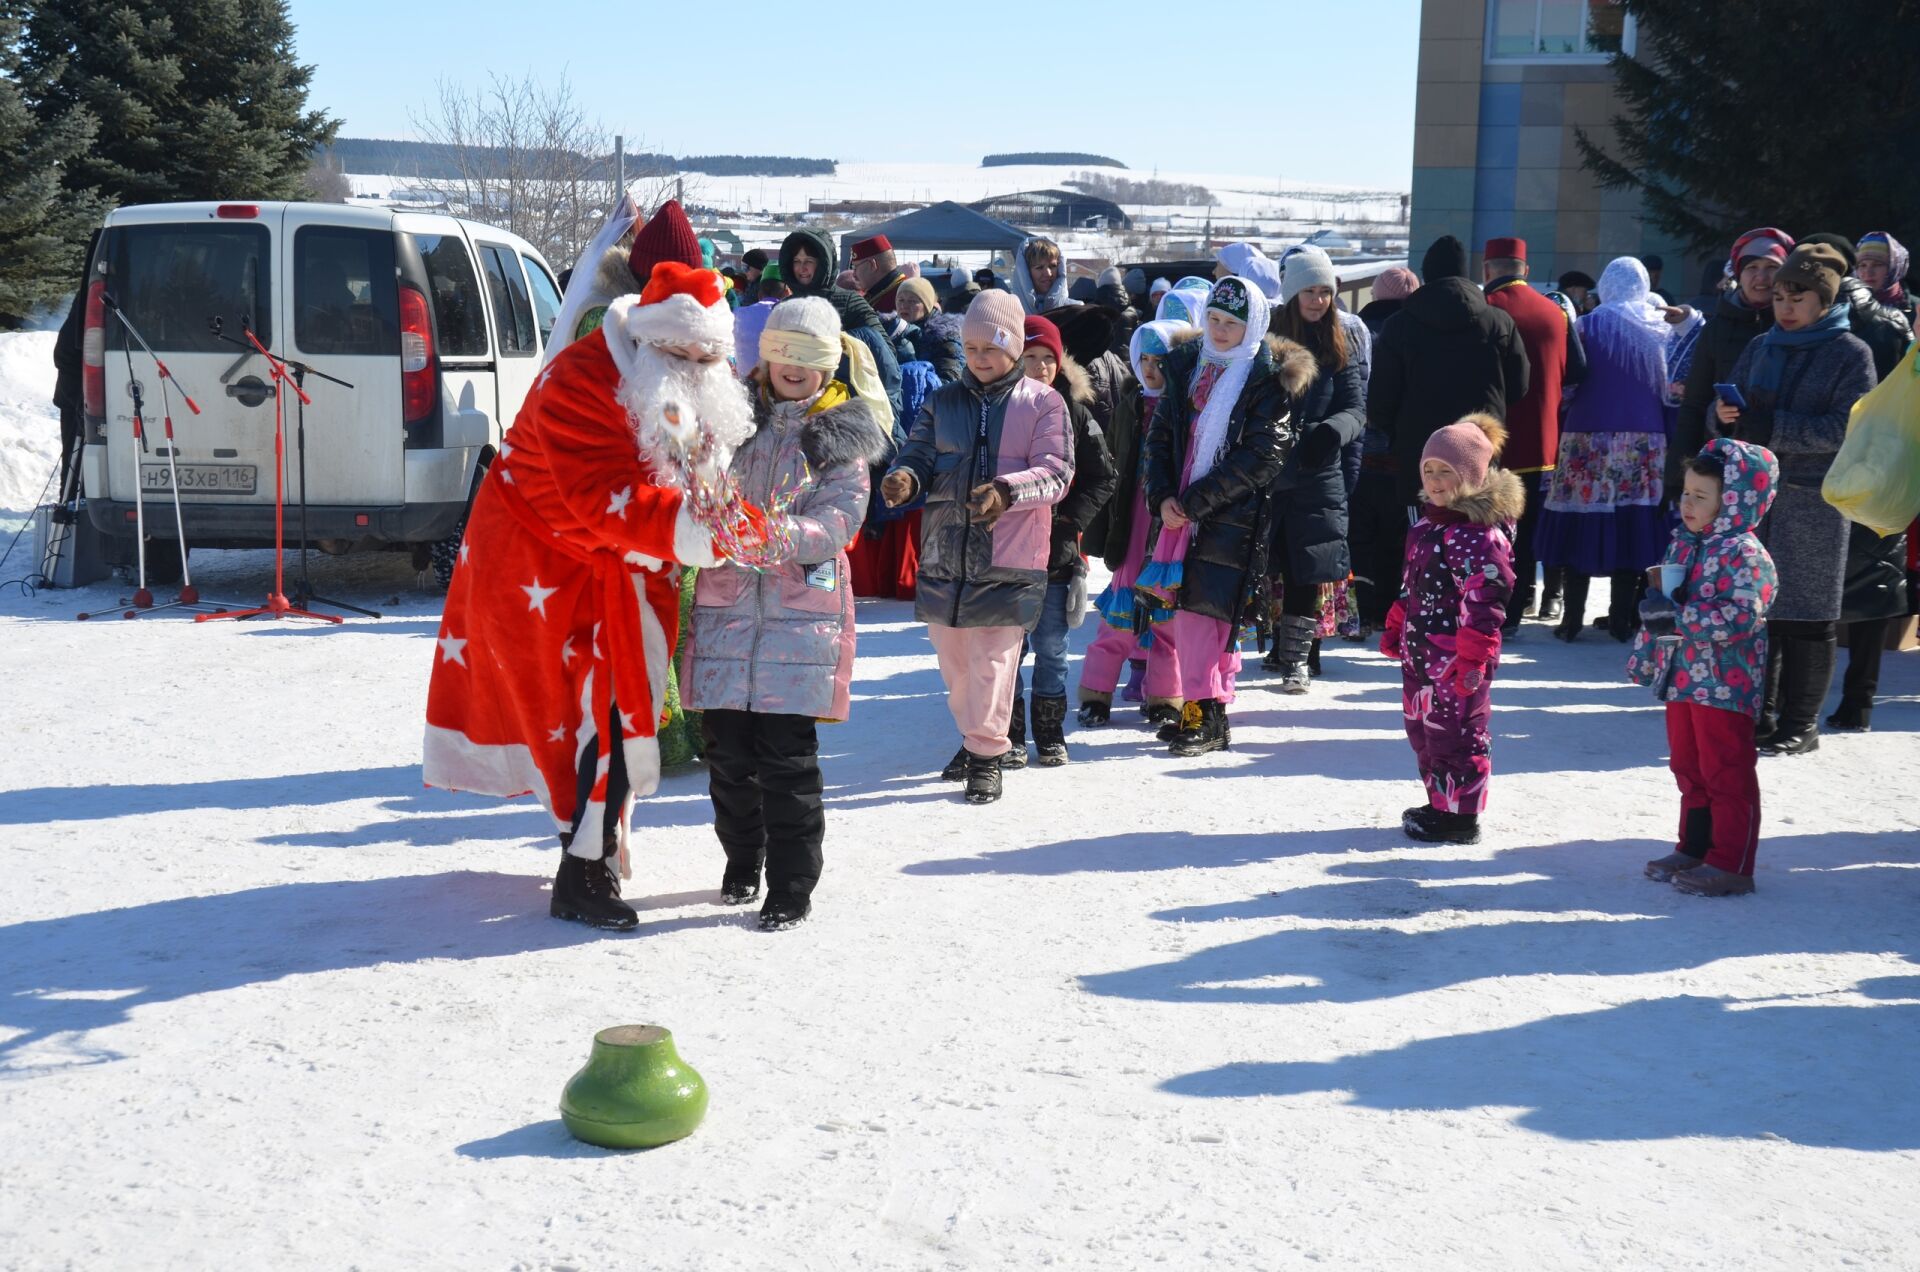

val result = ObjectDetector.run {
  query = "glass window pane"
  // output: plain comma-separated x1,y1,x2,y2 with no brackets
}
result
479,244,536,357
295,226,397,357
1539,0,1583,54
522,254,563,348
1490,0,1539,57
410,233,489,358
106,223,271,352
1587,1,1628,53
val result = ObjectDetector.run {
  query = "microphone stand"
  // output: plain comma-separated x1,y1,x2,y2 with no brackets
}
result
197,324,340,624
80,300,244,620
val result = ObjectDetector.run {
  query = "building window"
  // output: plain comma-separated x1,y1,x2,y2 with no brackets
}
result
1486,0,1633,61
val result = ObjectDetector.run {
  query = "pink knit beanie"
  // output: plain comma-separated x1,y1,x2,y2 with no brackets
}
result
963,290,1027,359
1372,265,1420,302
1422,414,1506,490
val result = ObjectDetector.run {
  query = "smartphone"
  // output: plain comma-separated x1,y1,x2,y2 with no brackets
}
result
1714,383,1748,410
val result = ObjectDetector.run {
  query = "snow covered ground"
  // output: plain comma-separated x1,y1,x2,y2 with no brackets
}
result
1,540,1916,1270
0,332,61,537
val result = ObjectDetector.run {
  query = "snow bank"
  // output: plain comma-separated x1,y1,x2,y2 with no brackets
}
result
0,332,63,525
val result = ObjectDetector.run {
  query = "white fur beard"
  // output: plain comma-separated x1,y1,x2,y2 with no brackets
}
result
616,345,756,486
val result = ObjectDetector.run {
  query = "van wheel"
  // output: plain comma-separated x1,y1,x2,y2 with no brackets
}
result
146,543,186,585
429,525,463,589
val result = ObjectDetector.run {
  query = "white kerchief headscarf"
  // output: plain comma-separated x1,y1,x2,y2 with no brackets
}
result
1585,255,1671,377
1188,275,1271,482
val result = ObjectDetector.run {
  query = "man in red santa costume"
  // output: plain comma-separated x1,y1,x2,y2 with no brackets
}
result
424,201,759,931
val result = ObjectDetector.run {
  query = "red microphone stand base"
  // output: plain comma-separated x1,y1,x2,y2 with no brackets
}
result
196,592,342,625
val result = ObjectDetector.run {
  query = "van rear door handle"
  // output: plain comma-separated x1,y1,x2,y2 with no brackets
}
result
227,375,276,407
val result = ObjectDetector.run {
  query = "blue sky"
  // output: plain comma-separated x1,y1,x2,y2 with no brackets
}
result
292,0,1420,189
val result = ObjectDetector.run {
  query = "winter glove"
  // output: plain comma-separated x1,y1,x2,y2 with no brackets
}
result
1292,422,1339,470
1378,600,1406,660
1638,590,1679,638
967,479,1012,526
1065,562,1089,629
880,469,916,508
1440,658,1487,698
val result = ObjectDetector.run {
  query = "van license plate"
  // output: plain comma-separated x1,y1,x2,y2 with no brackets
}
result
141,463,257,494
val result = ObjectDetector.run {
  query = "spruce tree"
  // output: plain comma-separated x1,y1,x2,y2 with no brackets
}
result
0,6,106,327
22,0,337,209
1577,0,1920,253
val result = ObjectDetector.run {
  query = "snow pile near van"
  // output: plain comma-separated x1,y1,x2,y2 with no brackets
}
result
0,332,62,528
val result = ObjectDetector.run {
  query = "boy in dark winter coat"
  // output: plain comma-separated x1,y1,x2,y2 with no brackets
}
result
1629,439,1778,897
1010,315,1117,766
1380,414,1522,845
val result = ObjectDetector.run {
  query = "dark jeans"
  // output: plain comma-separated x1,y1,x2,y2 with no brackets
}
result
702,708,825,898
1347,470,1407,626
561,700,630,861
1509,471,1561,610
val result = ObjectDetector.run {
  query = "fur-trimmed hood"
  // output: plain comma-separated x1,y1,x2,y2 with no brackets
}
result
1163,329,1316,401
1055,354,1094,407
752,388,893,472
1439,467,1526,527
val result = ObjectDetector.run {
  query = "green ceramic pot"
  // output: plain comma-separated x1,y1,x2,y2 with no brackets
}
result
559,1025,708,1150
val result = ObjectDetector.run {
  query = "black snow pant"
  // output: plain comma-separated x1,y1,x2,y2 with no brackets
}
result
1346,470,1406,626
559,700,630,861
1508,471,1562,615
1837,618,1891,723
702,708,825,898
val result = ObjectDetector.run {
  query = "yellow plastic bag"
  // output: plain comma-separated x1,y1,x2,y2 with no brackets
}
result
1824,341,1920,535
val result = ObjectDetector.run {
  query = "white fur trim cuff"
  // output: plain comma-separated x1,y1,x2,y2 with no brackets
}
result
672,504,721,568
616,292,734,352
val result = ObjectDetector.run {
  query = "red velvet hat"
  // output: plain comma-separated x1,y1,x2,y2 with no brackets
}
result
849,235,892,262
1485,237,1527,261
629,200,704,283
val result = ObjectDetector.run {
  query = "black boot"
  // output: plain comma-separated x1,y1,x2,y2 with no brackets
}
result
1032,695,1070,766
1401,805,1481,845
1605,571,1642,643
1077,696,1111,727
758,891,811,930
550,852,639,930
1553,574,1590,642
1307,638,1323,678
941,745,969,781
1826,703,1872,732
1147,701,1184,741
1504,584,1532,634
964,750,1004,804
1763,634,1834,756
1272,613,1316,695
719,873,761,905
1002,689,1029,770
1169,699,1230,756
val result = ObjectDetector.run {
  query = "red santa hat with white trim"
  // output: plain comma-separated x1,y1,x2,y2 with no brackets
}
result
619,260,735,351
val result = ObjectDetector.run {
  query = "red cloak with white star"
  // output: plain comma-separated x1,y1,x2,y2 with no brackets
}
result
422,320,718,869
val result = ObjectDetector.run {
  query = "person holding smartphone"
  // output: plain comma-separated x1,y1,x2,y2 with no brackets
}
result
1718,243,1878,755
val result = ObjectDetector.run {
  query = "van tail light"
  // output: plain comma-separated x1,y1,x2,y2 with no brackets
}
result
215,204,260,219
82,279,108,418
399,283,436,424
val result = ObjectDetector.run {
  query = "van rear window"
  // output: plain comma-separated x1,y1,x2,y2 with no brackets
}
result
410,234,489,358
106,224,271,352
295,227,398,357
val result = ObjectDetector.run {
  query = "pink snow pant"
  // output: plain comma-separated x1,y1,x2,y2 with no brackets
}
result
927,622,1025,757
1144,611,1240,705
1666,701,1761,875
1080,623,1146,698
1402,667,1494,814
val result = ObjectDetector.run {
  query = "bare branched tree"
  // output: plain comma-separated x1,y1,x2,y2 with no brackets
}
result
302,153,351,203
409,72,686,273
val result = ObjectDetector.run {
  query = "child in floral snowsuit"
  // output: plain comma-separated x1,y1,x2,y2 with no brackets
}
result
1380,414,1522,845
1628,438,1778,897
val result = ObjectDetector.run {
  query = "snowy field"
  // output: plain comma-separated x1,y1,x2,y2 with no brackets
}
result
348,159,1406,226
1,541,1917,1270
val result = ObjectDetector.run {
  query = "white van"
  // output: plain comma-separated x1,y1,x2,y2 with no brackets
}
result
79,202,564,579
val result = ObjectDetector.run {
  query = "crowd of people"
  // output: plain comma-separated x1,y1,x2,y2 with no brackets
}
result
423,199,1916,931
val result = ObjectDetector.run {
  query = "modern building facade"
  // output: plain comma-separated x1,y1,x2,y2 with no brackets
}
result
1410,0,1694,291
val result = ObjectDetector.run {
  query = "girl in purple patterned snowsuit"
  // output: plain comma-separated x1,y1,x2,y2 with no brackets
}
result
1380,414,1523,844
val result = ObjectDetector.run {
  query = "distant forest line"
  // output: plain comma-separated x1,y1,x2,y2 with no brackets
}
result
324,139,836,180
982,152,1127,169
